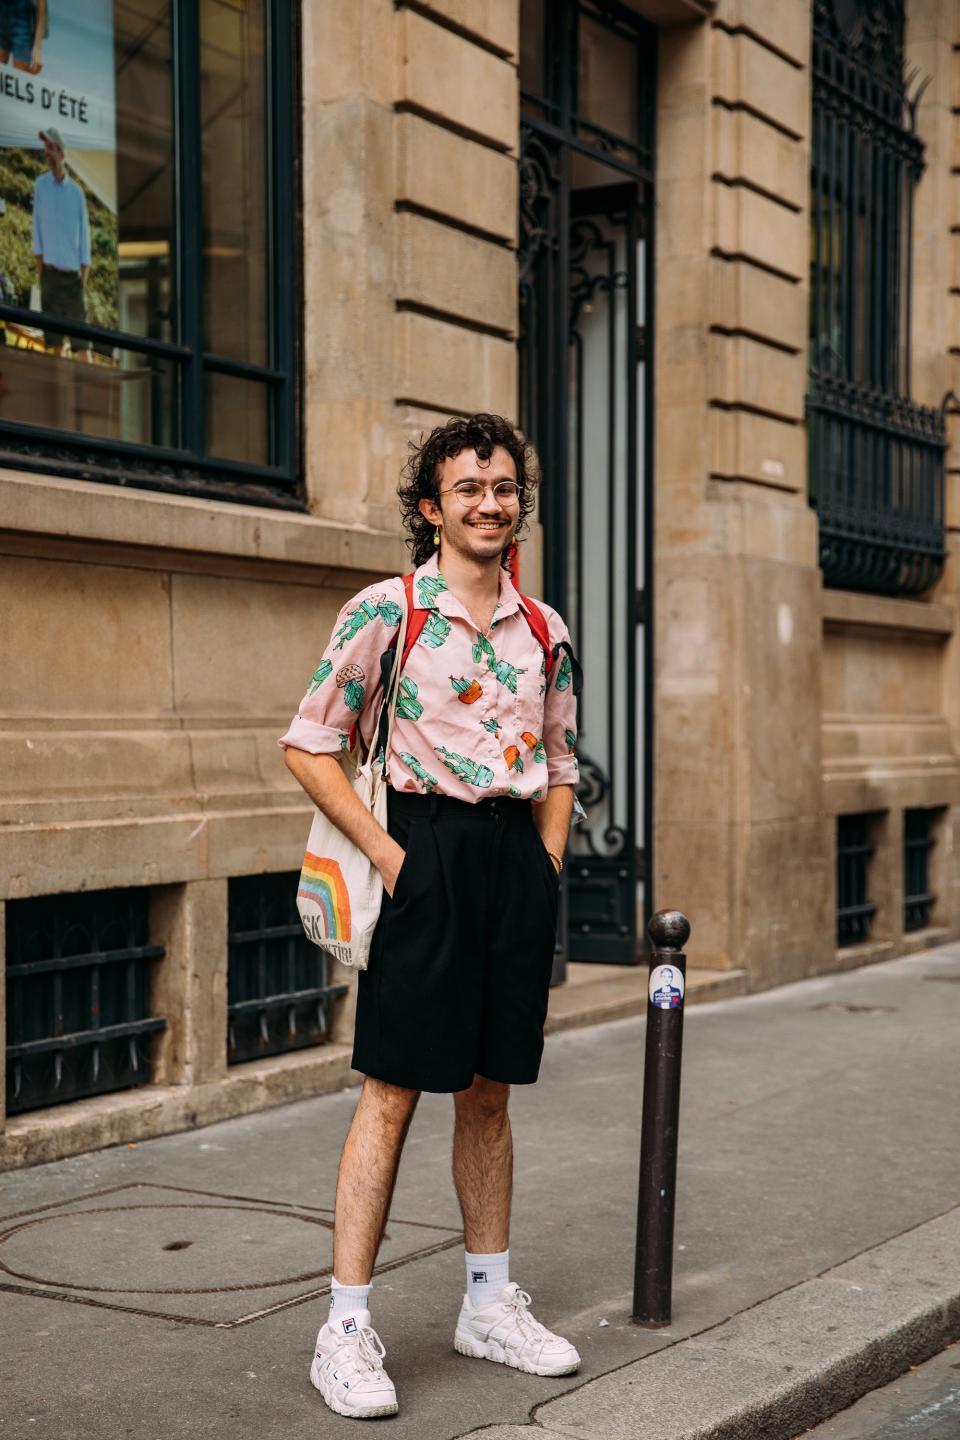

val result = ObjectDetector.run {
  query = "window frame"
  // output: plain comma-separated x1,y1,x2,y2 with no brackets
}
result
0,0,301,509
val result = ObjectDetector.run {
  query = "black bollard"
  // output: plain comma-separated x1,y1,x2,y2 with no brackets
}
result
632,908,692,1328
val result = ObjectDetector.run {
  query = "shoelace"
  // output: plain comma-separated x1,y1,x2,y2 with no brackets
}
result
352,1325,389,1377
504,1288,554,1342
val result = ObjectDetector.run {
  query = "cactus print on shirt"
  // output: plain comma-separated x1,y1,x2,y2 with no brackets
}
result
279,553,579,806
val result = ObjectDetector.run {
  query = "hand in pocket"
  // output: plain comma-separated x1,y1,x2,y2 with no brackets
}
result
381,838,407,899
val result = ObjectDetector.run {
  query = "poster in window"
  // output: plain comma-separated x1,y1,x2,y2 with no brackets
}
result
0,0,117,356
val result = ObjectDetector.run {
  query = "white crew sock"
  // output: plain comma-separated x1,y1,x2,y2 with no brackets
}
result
329,1277,372,1330
465,1249,510,1309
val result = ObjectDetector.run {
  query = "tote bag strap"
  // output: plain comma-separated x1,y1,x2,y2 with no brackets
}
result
365,584,409,786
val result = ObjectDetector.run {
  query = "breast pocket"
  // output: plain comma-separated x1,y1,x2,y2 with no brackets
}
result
513,667,548,763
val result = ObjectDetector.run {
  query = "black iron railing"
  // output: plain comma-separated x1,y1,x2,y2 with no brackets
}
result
5,888,166,1115
227,873,348,1065
836,814,876,947
903,808,936,932
808,381,946,595
808,0,945,597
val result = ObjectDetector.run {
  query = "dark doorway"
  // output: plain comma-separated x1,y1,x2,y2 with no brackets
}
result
518,0,656,971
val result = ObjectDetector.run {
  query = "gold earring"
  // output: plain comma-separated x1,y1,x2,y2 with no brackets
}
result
433,527,440,546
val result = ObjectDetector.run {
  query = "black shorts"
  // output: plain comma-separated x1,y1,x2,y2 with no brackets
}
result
352,789,561,1093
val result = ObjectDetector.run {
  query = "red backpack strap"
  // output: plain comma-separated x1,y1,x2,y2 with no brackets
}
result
371,575,427,757
519,595,555,677
397,573,429,670
394,578,557,678
383,575,427,658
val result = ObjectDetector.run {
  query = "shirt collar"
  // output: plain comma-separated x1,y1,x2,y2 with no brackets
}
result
412,553,525,624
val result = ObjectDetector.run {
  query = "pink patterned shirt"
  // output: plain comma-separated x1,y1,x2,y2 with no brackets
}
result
279,554,580,805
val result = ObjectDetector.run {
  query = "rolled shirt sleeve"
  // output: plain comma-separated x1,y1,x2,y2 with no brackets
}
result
278,579,404,756
541,607,581,791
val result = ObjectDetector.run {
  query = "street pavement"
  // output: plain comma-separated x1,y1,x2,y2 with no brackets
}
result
1,944,959,1439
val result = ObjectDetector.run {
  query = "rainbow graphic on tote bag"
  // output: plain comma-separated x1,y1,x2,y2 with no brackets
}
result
298,853,352,949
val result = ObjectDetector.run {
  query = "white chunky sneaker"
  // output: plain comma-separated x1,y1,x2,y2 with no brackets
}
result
454,1282,581,1377
309,1309,399,1419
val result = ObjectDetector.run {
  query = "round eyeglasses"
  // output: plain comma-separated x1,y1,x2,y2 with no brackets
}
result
438,480,522,505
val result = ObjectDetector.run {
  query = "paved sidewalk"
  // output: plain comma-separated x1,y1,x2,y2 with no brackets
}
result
1,945,959,1439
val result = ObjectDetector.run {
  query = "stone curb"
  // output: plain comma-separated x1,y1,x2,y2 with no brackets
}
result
455,1206,960,1440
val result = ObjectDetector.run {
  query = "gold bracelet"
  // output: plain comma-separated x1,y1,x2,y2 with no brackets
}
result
546,849,564,873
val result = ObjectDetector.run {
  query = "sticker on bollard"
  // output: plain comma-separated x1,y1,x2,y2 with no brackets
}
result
649,964,684,1010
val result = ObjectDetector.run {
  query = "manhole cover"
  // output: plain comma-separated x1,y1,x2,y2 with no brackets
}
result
0,1184,463,1326
0,1202,334,1293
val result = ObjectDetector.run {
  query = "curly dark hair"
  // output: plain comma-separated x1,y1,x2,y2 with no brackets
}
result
398,413,539,570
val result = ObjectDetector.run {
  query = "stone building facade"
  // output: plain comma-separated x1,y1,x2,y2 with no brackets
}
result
1,0,958,1167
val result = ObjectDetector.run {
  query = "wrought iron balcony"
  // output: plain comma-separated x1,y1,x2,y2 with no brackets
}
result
807,377,946,596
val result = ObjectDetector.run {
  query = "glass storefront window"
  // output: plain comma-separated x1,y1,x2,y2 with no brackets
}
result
0,340,175,447
204,368,268,466
200,0,268,366
116,0,174,345
0,0,295,494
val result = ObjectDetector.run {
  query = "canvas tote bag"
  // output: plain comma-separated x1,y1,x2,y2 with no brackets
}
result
296,596,409,969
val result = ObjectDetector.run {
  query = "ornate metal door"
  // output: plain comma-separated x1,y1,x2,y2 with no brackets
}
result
518,0,656,969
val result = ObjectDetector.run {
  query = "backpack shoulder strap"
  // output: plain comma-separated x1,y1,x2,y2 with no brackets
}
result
379,573,429,688
397,573,430,670
519,595,555,677
392,580,560,678
373,575,423,758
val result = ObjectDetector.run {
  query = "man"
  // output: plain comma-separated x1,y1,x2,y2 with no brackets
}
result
0,0,47,74
280,413,582,1420
32,127,90,352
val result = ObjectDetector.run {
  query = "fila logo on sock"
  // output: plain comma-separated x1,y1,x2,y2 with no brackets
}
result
342,1317,357,1335
471,1269,487,1283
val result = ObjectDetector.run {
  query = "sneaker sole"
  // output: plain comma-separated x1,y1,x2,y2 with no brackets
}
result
453,1330,580,1378
309,1357,399,1419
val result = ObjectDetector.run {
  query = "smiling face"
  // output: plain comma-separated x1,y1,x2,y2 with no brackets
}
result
418,446,520,566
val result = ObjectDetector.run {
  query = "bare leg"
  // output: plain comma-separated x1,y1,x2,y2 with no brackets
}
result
333,1076,420,1285
452,1075,512,1253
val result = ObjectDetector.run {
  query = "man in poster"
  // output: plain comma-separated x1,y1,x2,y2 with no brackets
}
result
31,125,90,352
0,0,47,75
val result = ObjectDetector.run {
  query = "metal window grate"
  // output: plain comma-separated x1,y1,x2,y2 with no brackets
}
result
836,814,876,947
903,809,936,932
807,0,946,596
5,888,166,1115
227,874,349,1066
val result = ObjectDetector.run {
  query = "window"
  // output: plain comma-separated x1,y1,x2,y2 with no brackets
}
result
5,887,166,1115
903,808,936,932
807,0,945,596
836,813,876,947
227,874,348,1065
0,0,297,503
